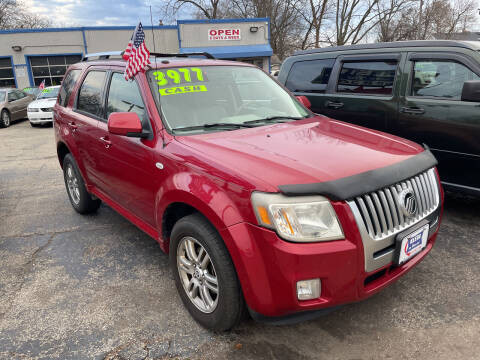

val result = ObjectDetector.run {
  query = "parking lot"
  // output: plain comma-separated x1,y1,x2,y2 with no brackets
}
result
0,119,479,360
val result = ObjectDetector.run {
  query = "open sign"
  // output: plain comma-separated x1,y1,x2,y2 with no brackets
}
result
208,28,241,41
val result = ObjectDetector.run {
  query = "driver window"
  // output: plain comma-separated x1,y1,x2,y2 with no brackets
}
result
107,73,146,126
412,60,480,99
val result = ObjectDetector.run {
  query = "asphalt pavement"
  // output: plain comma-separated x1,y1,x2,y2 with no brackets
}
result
1,120,479,360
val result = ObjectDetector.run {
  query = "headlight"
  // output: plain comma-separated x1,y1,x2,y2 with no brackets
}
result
251,192,344,242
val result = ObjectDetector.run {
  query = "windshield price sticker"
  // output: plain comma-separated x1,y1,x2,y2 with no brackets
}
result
153,67,206,87
159,85,207,96
41,88,51,93
154,68,208,96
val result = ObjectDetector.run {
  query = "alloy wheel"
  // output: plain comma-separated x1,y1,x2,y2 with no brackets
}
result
2,111,10,127
177,236,219,313
66,164,80,205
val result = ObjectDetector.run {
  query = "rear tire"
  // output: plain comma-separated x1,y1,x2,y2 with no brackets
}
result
1,110,11,128
170,213,245,331
63,153,101,214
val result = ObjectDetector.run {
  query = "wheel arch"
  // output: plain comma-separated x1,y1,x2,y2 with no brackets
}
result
57,141,71,168
156,178,248,253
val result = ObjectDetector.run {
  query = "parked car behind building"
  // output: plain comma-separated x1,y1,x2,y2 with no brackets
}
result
278,40,480,196
0,88,33,127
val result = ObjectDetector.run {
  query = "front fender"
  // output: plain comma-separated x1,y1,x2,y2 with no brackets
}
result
155,171,252,250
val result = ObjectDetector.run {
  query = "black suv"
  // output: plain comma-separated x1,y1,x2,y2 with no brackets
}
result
278,40,480,196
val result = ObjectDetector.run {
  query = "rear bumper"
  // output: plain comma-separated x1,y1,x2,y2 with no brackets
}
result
221,202,440,318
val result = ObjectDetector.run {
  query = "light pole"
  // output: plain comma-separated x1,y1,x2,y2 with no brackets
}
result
417,0,424,40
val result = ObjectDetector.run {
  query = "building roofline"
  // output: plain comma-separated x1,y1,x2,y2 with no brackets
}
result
176,17,269,24
0,25,177,34
294,40,480,56
0,18,271,35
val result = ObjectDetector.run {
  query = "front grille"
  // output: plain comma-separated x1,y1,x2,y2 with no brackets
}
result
41,107,53,112
353,168,439,240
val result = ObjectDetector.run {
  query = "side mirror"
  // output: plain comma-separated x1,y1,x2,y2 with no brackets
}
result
296,95,311,109
107,112,145,137
461,80,480,102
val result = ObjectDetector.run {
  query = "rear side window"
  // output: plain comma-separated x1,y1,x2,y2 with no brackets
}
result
7,91,18,101
14,90,26,99
337,61,397,95
77,71,106,117
59,69,81,107
412,60,480,99
285,59,334,93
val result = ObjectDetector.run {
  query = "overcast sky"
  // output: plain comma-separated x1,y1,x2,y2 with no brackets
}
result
24,0,191,27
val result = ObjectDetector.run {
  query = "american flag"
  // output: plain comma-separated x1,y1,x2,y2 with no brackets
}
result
123,22,151,80
38,79,45,90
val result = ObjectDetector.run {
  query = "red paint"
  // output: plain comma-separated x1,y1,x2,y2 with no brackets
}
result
108,112,142,136
296,95,311,109
54,58,443,319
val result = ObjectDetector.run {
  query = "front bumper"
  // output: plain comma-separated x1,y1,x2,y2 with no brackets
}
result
221,201,441,319
28,110,53,123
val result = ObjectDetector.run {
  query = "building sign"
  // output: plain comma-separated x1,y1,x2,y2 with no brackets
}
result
208,28,241,41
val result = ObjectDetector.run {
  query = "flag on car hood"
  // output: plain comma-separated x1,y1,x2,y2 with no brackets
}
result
39,79,45,90
123,22,151,80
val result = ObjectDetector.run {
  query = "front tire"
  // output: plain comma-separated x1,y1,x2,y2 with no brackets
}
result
63,153,101,214
30,122,38,127
170,213,245,331
1,110,11,128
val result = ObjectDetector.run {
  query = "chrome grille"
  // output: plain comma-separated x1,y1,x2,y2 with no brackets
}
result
353,168,439,240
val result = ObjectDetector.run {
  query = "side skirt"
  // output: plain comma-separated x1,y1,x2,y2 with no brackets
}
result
90,187,162,247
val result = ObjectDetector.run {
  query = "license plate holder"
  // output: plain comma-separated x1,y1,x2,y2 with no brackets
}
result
394,220,430,266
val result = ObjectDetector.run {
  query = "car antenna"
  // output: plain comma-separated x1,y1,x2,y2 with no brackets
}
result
150,5,166,148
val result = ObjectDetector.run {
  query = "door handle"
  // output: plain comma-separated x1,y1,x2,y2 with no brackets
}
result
100,136,112,149
67,121,78,132
325,101,344,109
400,107,425,115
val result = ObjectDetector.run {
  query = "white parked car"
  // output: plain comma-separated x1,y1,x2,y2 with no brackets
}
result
27,86,60,127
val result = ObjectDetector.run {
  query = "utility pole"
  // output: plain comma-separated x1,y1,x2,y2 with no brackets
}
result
417,0,424,40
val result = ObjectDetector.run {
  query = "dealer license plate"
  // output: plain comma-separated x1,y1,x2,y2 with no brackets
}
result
397,223,429,265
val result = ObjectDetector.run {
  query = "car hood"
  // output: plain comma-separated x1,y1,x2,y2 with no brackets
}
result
29,98,56,108
175,116,425,192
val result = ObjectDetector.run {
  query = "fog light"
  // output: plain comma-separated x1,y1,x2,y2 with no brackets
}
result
296,279,321,300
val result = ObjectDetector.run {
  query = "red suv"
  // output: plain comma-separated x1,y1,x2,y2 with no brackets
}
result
54,53,443,330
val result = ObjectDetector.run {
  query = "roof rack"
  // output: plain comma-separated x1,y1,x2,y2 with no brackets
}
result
82,51,123,61
81,51,215,62
150,52,215,59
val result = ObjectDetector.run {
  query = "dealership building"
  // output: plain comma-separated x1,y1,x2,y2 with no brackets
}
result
0,18,272,89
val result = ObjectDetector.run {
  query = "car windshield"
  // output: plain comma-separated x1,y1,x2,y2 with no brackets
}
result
147,65,310,134
0,91,5,102
37,87,59,99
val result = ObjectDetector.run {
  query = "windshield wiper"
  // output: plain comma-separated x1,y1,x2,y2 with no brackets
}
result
172,122,256,133
243,115,308,125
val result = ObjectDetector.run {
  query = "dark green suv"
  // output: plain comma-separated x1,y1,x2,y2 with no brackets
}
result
279,40,480,196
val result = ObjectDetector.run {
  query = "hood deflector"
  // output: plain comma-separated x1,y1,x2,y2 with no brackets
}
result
278,150,438,201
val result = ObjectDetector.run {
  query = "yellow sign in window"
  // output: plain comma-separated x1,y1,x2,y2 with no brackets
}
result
158,85,208,96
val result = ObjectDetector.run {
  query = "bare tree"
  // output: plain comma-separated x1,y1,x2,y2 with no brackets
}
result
297,0,331,49
376,0,477,41
331,0,389,45
376,0,414,42
223,0,306,59
0,0,50,29
160,0,224,21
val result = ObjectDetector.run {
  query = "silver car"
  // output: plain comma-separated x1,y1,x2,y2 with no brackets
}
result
0,88,33,128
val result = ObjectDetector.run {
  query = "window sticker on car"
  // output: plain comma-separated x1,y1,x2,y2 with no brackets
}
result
42,88,51,93
158,84,208,96
152,68,207,87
